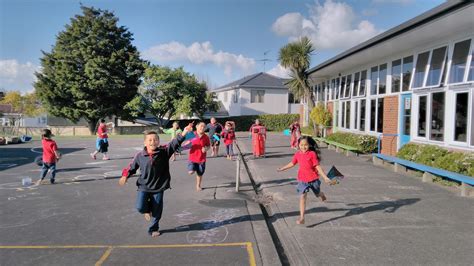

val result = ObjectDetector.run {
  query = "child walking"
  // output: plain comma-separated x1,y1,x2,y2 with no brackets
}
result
277,136,333,225
187,121,211,191
119,124,192,237
221,121,236,160
91,119,110,160
37,129,60,185
160,122,183,161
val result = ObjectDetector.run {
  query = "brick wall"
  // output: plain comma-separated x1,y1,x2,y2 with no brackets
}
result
327,102,333,135
382,95,398,156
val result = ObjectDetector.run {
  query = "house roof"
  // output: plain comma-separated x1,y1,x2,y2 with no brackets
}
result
212,72,289,92
0,104,13,113
307,0,471,75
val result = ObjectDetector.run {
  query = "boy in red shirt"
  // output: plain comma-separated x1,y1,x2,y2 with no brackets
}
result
90,119,110,160
187,121,211,191
277,136,333,224
37,129,60,185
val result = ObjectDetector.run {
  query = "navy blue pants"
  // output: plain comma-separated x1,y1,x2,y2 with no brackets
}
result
136,191,164,234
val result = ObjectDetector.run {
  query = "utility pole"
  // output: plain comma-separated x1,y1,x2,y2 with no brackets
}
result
257,50,271,72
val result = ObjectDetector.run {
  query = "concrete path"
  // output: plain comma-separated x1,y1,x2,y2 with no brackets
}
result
237,132,474,266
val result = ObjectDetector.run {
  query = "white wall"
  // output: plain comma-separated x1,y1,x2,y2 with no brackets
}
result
240,88,289,115
216,89,241,116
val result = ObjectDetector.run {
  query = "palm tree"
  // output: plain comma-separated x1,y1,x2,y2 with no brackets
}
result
278,36,315,120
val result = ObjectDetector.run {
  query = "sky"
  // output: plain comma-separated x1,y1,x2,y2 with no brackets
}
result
0,0,445,93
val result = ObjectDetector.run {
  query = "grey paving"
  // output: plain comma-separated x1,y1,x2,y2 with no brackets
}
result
0,136,275,266
237,132,474,266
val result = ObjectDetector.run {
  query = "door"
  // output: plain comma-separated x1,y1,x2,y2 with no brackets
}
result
399,94,412,148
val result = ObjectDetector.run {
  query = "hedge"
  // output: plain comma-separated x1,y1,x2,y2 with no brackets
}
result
397,143,474,176
325,132,378,154
167,114,299,132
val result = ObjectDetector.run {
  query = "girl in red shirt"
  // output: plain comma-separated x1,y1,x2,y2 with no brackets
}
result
221,122,237,160
277,136,333,225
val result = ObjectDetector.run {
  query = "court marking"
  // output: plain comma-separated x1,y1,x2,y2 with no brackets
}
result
0,242,257,266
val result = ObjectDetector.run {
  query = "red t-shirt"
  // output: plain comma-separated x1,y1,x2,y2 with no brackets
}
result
97,124,108,139
189,132,210,163
222,130,235,145
291,150,319,182
42,138,58,164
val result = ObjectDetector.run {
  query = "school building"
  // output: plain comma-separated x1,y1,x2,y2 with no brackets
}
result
307,0,474,156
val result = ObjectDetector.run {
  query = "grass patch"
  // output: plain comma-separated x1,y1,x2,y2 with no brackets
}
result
432,176,460,187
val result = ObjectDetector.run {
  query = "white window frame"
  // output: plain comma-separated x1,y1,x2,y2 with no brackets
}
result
425,44,449,88
233,90,238,103
224,91,228,102
250,89,265,103
358,98,367,132
450,89,471,147
352,72,360,98
359,70,368,97
412,50,431,89
446,37,474,85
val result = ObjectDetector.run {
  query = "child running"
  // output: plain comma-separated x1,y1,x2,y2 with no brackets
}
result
160,122,183,161
221,121,236,160
119,123,192,237
188,121,211,191
37,129,60,185
90,119,110,160
277,136,333,225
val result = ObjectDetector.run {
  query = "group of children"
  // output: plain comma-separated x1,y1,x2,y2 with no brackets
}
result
38,117,334,236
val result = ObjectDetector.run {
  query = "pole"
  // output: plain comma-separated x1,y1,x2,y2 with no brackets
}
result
236,154,241,192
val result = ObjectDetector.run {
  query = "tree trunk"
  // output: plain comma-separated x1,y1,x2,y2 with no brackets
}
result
87,119,99,135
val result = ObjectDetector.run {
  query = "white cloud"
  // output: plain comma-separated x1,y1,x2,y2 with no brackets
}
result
271,0,381,50
267,64,291,79
372,0,414,5
0,59,38,94
143,41,256,77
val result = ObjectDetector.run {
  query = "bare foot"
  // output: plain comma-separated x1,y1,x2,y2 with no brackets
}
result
188,171,195,175
296,218,305,225
144,213,151,222
151,231,160,237
196,186,203,191
36,179,43,185
319,192,327,202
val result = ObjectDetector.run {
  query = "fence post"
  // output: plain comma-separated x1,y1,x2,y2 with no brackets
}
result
236,154,241,192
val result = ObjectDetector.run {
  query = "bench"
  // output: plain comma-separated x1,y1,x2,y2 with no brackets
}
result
316,138,361,156
373,153,474,197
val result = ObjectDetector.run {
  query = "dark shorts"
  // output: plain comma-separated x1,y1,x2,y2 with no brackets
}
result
187,161,206,176
296,179,321,195
210,137,220,146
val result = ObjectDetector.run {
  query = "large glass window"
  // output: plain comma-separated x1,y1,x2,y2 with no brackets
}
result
344,75,351,98
341,102,345,128
354,101,358,130
353,72,360,97
345,101,351,129
468,48,474,81
426,46,447,86
418,96,427,137
449,39,471,83
392,59,402,93
359,70,367,96
379,64,387,94
377,98,384,133
335,78,340,100
402,56,413,91
370,99,376,131
233,91,238,103
413,52,429,88
430,92,445,141
331,79,336,100
360,99,366,131
251,90,265,103
370,66,378,95
454,92,468,142
402,97,411,136
340,76,346,99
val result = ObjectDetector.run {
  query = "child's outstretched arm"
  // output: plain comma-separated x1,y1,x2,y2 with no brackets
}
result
277,162,295,172
316,165,334,185
119,154,140,186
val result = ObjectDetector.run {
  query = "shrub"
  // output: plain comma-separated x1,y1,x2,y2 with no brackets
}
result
167,114,299,132
325,132,377,153
397,143,474,176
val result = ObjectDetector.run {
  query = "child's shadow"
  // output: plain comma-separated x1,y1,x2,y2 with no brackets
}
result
306,198,420,228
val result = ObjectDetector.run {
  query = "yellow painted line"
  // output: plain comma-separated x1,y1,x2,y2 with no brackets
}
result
0,245,108,249
95,247,113,266
117,242,249,248
246,242,257,266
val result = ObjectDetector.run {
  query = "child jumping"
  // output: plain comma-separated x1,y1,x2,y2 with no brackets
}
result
37,129,60,185
119,123,192,237
160,122,183,161
221,121,236,160
91,119,111,160
188,121,211,191
277,136,333,225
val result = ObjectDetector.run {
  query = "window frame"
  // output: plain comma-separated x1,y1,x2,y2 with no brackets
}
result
447,37,472,85
450,89,471,146
250,89,265,103
425,45,448,88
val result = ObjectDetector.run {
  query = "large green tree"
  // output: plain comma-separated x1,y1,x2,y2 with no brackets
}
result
278,36,315,112
35,6,145,134
126,65,219,126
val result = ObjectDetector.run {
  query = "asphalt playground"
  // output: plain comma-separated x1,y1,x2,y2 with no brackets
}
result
0,136,262,266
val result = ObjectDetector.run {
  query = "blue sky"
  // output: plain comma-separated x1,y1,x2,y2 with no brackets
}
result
0,0,445,93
